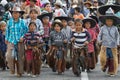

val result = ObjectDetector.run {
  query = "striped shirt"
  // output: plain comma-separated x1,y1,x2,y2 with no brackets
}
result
72,29,90,47
24,31,43,46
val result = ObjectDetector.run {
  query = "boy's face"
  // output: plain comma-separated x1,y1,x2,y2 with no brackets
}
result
30,11,37,19
29,24,36,32
12,11,20,20
62,20,67,27
54,24,61,32
45,4,51,12
42,17,49,24
75,22,83,31
85,22,91,29
0,24,6,31
105,19,114,27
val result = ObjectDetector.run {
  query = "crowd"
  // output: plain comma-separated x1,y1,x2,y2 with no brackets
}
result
0,0,120,78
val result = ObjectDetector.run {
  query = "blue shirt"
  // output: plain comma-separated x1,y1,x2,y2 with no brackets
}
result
97,25,119,48
5,18,28,45
0,30,6,53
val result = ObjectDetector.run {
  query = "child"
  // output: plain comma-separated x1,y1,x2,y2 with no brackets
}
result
83,18,97,72
98,8,120,76
37,12,53,67
3,3,12,22
48,19,67,74
73,7,84,20
25,9,44,36
0,21,7,70
68,20,75,32
54,0,66,17
24,22,43,77
54,16,73,69
71,19,90,73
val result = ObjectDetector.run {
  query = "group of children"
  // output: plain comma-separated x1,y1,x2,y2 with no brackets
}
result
0,1,120,78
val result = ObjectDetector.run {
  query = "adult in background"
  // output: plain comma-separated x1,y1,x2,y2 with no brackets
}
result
5,5,28,77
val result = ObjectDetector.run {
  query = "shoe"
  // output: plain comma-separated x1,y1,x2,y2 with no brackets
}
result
17,73,22,77
27,73,31,76
109,74,115,77
32,75,36,78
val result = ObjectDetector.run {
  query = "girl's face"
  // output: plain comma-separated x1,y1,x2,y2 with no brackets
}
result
0,24,6,31
42,17,49,24
45,4,52,12
62,20,67,27
84,22,91,29
29,24,36,32
12,11,20,20
30,11,38,19
75,22,83,31
54,24,61,32
105,19,113,27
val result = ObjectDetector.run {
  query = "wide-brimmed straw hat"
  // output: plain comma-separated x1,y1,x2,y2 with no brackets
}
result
10,5,25,15
83,18,96,28
99,7,120,26
52,19,63,30
54,0,63,7
37,12,53,21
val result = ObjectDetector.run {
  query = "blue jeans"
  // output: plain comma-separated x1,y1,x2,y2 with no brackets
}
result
106,48,113,58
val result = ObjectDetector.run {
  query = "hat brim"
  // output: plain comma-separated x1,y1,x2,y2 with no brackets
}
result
99,15,120,26
10,11,25,15
89,16,99,23
37,12,53,21
83,18,96,28
98,5,120,15
54,16,73,22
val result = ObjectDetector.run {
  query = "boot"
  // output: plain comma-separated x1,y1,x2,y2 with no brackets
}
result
57,59,62,74
108,58,114,73
102,58,109,72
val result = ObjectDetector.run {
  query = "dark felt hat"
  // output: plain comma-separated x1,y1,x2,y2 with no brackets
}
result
99,7,120,26
83,18,97,28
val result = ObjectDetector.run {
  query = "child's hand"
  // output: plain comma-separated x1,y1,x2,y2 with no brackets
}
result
63,40,67,43
5,40,9,44
20,37,23,42
84,41,89,45
71,37,75,42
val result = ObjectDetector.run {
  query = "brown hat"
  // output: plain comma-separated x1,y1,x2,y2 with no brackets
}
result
84,1,92,6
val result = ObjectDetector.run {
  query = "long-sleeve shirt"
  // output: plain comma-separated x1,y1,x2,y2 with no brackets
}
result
25,18,44,35
5,18,28,45
0,30,6,53
72,29,91,47
49,31,67,47
61,26,72,42
23,31,43,46
97,25,119,48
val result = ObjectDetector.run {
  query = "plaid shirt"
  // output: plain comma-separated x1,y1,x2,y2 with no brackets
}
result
5,18,28,45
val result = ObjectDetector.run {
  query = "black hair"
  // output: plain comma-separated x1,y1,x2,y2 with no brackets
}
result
30,9,38,14
74,7,81,13
28,22,37,28
44,3,50,8
74,19,83,25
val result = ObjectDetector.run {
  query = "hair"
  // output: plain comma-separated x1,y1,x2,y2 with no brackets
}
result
28,22,37,28
74,7,81,12
52,22,63,30
44,3,50,8
30,9,38,14
0,21,6,29
74,19,83,25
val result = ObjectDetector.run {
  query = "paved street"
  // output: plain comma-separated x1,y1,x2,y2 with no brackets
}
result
0,63,120,80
